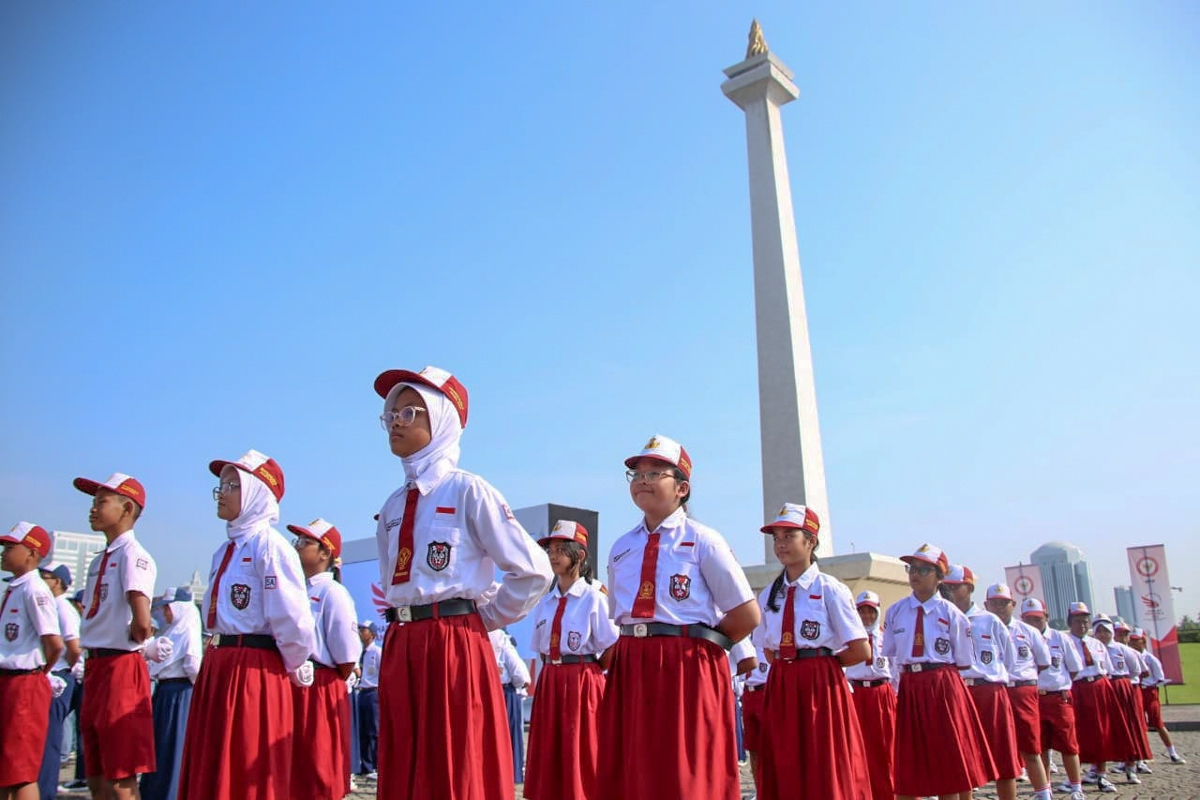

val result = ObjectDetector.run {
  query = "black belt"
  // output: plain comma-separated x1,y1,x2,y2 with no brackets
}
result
745,684,766,693
1110,674,1130,681
851,678,889,688
541,653,599,665
1038,689,1069,697
384,598,477,623
619,622,733,651
86,648,136,659
902,662,955,674
1074,675,1101,684
313,662,336,671
211,634,278,651
965,678,1003,688
359,686,378,693
156,677,192,685
772,646,834,662
52,668,72,677
0,667,41,676
1010,679,1038,687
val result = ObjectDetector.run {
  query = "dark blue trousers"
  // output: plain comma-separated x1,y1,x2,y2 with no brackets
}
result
37,669,76,799
139,679,193,800
502,683,524,783
357,687,379,773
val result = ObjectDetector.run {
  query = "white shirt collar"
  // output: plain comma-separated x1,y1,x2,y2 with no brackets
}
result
784,562,820,591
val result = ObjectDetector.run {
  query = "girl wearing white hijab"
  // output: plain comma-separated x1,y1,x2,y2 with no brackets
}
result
141,588,203,800
178,449,315,800
371,366,552,800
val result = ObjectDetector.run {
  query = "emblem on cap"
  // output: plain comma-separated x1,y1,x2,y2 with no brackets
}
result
645,436,660,450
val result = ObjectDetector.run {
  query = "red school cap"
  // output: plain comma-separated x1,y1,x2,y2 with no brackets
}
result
374,365,469,429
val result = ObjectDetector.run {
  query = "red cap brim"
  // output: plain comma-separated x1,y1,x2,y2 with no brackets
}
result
856,601,880,608
623,454,679,471
286,524,317,540
760,520,805,534
72,477,103,496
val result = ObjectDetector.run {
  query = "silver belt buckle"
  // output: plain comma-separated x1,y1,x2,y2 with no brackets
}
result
550,658,563,665
397,606,413,623
632,623,649,638
911,663,924,673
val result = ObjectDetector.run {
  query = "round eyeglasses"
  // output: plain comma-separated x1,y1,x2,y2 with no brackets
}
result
625,469,676,484
379,405,427,430
212,482,240,500
905,563,936,577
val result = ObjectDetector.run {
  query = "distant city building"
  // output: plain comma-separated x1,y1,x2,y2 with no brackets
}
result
1030,541,1096,623
1114,585,1136,625
182,569,208,602
45,530,107,588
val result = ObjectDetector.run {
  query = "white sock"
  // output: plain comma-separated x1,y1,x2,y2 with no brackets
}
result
1169,745,1179,757
1071,782,1083,792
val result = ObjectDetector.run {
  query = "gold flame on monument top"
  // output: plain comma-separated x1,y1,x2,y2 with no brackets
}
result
746,18,769,58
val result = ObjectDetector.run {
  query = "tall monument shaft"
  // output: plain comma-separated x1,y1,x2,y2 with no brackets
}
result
722,37,833,560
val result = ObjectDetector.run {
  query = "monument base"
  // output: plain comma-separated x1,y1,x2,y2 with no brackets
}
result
744,552,910,609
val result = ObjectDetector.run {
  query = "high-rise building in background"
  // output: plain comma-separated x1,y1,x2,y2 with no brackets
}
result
45,530,106,589
1114,585,1136,624
1030,541,1095,623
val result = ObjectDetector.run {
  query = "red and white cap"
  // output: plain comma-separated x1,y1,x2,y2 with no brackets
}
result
287,518,342,559
374,365,469,429
538,519,589,548
209,449,285,502
1067,601,1091,617
942,564,976,587
1130,627,1146,640
899,543,949,575
1092,613,1114,631
1,522,52,559
986,583,1013,602
759,502,820,536
1113,618,1131,633
855,590,881,609
73,472,147,509
1020,597,1047,618
624,434,692,480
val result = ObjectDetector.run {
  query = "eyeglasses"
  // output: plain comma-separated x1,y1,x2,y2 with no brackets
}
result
293,538,317,550
212,482,240,500
625,469,677,484
905,563,936,577
379,405,427,430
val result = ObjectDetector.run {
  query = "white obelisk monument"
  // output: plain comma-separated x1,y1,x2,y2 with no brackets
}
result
722,21,833,561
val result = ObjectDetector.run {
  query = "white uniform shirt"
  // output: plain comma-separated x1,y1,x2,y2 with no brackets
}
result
1036,625,1082,692
606,508,753,627
1142,650,1166,686
50,594,81,672
305,572,362,668
755,564,865,654
150,601,203,682
359,641,382,689
1124,644,1145,685
0,571,60,669
375,462,552,630
961,609,1014,683
882,594,973,669
1069,633,1111,680
79,530,157,651
201,527,315,673
1106,641,1142,683
744,627,771,688
530,578,618,658
845,625,892,682
1005,617,1051,683
490,629,531,688
729,636,754,669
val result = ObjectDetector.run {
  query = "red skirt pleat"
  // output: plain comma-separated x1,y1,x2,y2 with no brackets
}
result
851,682,897,800
1071,678,1121,764
1129,684,1153,759
760,656,871,799
597,635,739,800
178,645,294,800
1108,679,1152,761
377,613,513,800
968,682,1022,780
1006,685,1041,755
1141,685,1164,729
740,688,766,752
0,673,51,786
291,667,352,800
523,661,605,800
893,668,996,797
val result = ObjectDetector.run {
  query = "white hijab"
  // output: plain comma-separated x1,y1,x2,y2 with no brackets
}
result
225,467,280,539
384,381,463,483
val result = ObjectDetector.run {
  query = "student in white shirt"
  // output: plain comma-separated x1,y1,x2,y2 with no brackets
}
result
178,449,316,800
740,629,770,798
1064,602,1120,792
289,519,362,800
36,563,82,799
755,503,870,799
844,589,896,800
74,473,159,800
1128,627,1185,764
490,627,531,784
1093,617,1151,784
372,366,552,799
882,544,995,800
598,435,758,800
141,587,202,800
0,522,64,797
1112,620,1155,775
524,520,618,800
355,620,383,778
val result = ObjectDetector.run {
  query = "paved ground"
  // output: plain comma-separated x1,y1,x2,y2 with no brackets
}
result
56,729,1200,798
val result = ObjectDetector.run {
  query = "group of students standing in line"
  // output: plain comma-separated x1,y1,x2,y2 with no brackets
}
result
0,362,1187,800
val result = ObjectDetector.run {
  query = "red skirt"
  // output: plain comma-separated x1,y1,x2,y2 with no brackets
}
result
0,672,51,786
1108,679,1152,761
1007,685,1041,755
523,660,605,800
1071,678,1120,764
894,667,996,796
178,645,294,799
968,682,1021,780
740,686,766,752
760,655,870,799
1038,691,1079,755
1141,685,1164,729
1129,683,1153,759
851,681,897,800
377,613,512,800
81,650,156,781
291,667,352,800
597,635,739,800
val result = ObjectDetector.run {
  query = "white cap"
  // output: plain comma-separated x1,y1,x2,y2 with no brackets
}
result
1020,597,1047,617
855,590,880,608
986,583,1013,602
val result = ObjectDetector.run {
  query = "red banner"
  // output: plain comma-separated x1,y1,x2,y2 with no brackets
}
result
1004,563,1045,606
1127,544,1183,684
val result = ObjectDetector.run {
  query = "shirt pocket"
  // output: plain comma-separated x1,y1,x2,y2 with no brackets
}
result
797,593,832,646
419,522,462,579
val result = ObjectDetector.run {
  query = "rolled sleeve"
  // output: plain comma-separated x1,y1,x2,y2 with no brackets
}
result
263,538,316,672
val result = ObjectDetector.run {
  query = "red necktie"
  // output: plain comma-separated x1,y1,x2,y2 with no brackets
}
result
207,541,236,629
631,532,660,618
779,585,797,660
549,595,569,660
86,551,110,620
1081,637,1094,667
911,605,925,658
0,589,10,618
391,487,419,585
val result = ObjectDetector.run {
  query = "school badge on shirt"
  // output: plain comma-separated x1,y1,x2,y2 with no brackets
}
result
427,541,451,571
669,574,691,601
231,584,251,610
4,622,17,641
800,620,821,640
568,631,582,651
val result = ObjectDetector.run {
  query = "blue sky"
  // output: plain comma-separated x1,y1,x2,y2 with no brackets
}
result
2,3,1197,622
